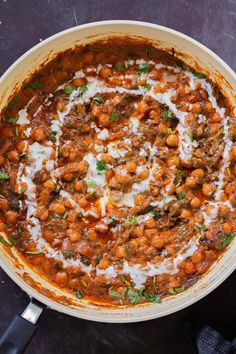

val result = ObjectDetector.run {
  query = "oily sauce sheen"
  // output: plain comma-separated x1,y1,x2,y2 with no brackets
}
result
0,39,235,306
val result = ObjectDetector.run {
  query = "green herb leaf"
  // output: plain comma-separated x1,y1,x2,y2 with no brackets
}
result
141,83,151,90
108,288,127,299
176,171,184,188
109,216,119,226
125,216,138,226
0,236,13,247
96,160,108,174
218,233,235,249
30,82,42,89
62,211,68,219
167,128,173,135
86,180,96,188
95,255,102,264
9,234,17,246
25,249,46,255
115,260,123,266
194,224,207,233
162,110,173,120
76,291,84,299
119,274,125,283
64,86,76,94
58,149,63,158
93,96,104,105
0,172,10,180
145,48,151,57
143,292,161,303
109,112,120,122
168,286,185,294
127,288,142,305
150,210,160,218
178,191,186,200
63,250,75,258
7,96,19,110
190,68,206,79
188,132,194,142
117,64,125,71
138,63,150,74
6,117,17,125
79,85,88,95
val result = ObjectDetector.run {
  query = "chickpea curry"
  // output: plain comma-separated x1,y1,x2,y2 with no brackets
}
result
0,39,235,306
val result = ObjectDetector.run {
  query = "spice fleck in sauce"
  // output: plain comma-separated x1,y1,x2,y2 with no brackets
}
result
0,39,235,305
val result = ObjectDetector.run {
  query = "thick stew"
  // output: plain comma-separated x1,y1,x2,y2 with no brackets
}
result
0,39,235,306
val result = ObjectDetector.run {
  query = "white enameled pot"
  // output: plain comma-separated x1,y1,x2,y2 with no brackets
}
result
0,20,235,323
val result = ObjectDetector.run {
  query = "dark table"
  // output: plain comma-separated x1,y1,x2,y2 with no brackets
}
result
0,1,236,353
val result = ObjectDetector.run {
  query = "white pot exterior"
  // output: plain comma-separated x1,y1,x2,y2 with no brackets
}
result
0,20,235,323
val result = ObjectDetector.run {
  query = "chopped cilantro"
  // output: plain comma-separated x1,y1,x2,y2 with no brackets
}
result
141,83,151,90
117,62,129,71
96,160,108,174
145,48,151,57
63,250,75,258
109,216,119,226
64,86,76,94
79,84,88,95
93,96,104,105
178,191,186,200
194,224,207,233
86,180,96,188
143,292,161,303
0,236,13,247
0,172,10,180
150,210,160,218
127,288,142,305
58,149,63,158
190,68,206,79
76,291,84,299
95,255,102,264
25,249,46,255
62,211,68,219
115,260,123,266
176,171,184,188
168,286,185,294
6,117,17,125
108,288,127,299
188,132,194,142
109,112,120,122
162,110,173,120
9,234,17,246
138,63,150,74
125,216,138,226
7,96,19,110
30,82,42,89
218,233,235,249
167,128,173,135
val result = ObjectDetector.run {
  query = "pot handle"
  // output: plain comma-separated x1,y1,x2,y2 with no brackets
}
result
0,300,43,354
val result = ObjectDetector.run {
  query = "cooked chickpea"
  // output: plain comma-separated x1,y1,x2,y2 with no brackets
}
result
7,150,19,161
114,245,126,258
184,261,196,274
136,100,148,114
157,123,168,135
55,272,68,285
98,114,110,127
50,202,66,215
32,127,45,142
126,161,137,173
166,134,179,147
78,197,89,208
185,176,197,188
205,101,213,112
62,173,74,181
184,113,196,126
43,179,54,189
0,199,9,210
4,211,18,224
223,222,233,233
229,193,236,207
191,103,201,113
74,180,84,192
149,110,160,123
87,229,97,242
167,155,180,167
180,209,192,218
190,197,201,209
95,222,108,233
16,141,28,154
191,168,204,179
145,218,156,229
66,228,82,242
98,259,109,269
210,112,222,123
99,66,112,79
202,183,213,196
134,194,146,206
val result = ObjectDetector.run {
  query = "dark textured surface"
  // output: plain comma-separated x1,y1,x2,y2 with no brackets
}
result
0,1,236,353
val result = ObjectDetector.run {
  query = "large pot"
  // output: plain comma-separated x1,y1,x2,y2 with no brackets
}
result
0,21,235,327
